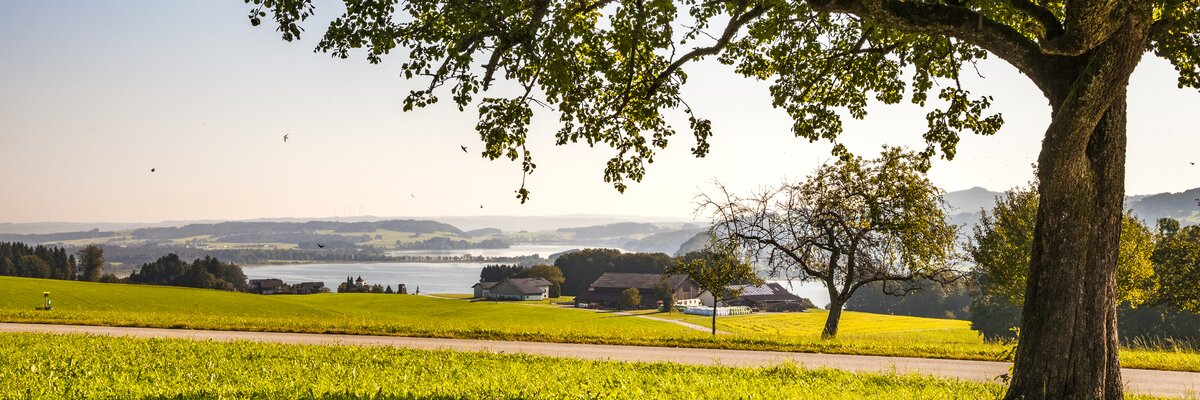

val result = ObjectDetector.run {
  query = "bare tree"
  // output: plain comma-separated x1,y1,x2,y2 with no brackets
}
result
702,148,960,338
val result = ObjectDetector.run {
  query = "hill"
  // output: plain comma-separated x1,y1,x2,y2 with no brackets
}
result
943,187,1004,214
1125,187,1200,224
622,227,706,254
0,276,1193,371
943,186,1200,227
557,222,663,241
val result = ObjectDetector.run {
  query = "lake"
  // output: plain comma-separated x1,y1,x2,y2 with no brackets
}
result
245,262,487,294
385,244,623,258
245,261,832,306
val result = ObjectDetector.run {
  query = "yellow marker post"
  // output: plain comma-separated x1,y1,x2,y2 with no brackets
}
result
42,292,51,311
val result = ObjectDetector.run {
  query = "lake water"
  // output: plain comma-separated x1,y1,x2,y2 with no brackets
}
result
244,262,487,294
386,244,623,258
245,261,832,305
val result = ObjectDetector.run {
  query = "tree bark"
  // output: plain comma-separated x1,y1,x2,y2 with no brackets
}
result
712,303,718,336
823,299,843,339
1005,17,1147,400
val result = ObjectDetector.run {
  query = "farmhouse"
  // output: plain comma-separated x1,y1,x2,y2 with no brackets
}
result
248,278,287,295
699,283,815,312
576,273,701,309
484,278,552,301
293,281,327,294
471,281,499,298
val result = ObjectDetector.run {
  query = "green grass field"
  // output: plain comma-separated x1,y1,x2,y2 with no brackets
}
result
0,333,1176,400
1,276,1196,372
0,277,687,342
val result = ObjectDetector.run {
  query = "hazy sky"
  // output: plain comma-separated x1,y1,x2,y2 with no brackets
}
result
2,1,1198,224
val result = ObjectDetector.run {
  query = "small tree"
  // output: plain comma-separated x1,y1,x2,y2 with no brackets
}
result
385,285,394,294
77,245,104,282
705,148,960,338
656,282,675,313
671,236,763,336
619,288,641,311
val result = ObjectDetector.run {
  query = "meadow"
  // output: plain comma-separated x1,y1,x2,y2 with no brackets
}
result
1,276,1196,372
0,333,1176,400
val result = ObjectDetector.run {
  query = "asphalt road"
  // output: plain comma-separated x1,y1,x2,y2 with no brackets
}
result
1,322,1196,398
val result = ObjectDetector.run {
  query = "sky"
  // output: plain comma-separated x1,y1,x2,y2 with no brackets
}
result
1,1,1198,224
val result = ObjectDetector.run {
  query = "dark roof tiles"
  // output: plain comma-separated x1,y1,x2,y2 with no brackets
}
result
588,273,690,290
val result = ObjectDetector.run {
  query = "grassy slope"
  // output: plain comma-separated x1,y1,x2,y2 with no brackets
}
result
1,333,1174,400
0,277,685,341
0,277,1196,372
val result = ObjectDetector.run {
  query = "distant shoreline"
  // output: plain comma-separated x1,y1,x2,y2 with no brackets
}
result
241,259,503,267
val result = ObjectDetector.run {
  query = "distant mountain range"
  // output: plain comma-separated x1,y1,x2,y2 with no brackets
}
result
2,187,1196,256
0,214,697,236
943,186,1200,227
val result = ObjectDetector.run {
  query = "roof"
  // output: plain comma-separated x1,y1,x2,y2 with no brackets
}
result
297,282,324,287
588,273,690,291
728,283,804,302
492,277,552,295
249,278,285,289
472,282,499,289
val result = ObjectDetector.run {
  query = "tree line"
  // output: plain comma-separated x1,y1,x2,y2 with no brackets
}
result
126,254,247,291
484,249,680,299
0,242,110,282
100,244,545,267
0,241,249,292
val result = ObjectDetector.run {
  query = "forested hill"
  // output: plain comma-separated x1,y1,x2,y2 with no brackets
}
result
557,222,662,240
128,220,464,240
1126,188,1200,224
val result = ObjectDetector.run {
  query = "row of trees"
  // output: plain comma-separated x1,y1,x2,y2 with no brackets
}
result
0,242,108,282
335,277,409,294
553,250,675,296
126,254,248,291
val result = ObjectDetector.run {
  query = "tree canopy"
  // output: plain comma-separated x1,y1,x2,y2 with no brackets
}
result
245,0,1199,202
969,182,1157,307
702,148,960,338
1151,221,1200,312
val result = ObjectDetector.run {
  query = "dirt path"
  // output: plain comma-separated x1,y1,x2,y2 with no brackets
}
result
0,322,1195,398
609,311,730,335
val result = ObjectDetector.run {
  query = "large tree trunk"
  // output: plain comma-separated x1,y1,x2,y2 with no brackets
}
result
1005,17,1147,400
822,299,843,339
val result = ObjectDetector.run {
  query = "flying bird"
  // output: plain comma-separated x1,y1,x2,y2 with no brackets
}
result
410,194,415,199
460,145,468,153
480,205,484,209
283,134,289,142
150,168,156,172
1191,162,1195,165
316,243,325,249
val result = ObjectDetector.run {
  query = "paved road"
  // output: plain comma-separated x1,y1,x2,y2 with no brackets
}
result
1,322,1196,398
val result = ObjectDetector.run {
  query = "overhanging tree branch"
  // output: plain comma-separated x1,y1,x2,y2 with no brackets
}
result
645,2,771,98
809,0,1050,84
